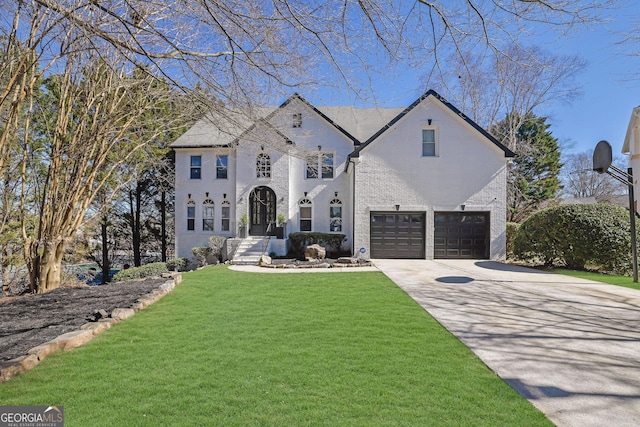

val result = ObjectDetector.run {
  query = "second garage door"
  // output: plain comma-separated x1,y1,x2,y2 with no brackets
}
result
370,212,425,259
434,212,489,259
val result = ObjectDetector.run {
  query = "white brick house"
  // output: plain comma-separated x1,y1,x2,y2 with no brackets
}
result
171,90,514,260
623,106,640,212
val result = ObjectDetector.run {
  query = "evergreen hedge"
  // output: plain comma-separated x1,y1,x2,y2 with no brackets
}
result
513,204,636,274
112,262,169,282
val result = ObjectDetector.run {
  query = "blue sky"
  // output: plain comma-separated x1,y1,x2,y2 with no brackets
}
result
309,3,640,159
538,4,640,157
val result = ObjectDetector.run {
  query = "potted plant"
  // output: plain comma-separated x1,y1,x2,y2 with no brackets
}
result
238,213,248,238
275,214,286,239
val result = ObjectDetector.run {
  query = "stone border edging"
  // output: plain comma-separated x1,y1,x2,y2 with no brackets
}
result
0,273,182,384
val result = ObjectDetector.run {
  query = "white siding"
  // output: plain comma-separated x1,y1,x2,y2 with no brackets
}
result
173,93,509,261
353,98,508,260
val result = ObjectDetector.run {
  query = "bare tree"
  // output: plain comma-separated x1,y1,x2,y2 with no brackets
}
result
561,150,627,199
21,44,194,293
0,0,616,292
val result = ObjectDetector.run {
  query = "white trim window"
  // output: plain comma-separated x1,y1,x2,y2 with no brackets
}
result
299,198,312,231
321,153,334,179
305,152,334,179
256,152,271,178
422,129,437,157
216,155,228,179
187,200,196,231
190,155,202,179
329,198,342,232
221,200,230,231
202,198,215,231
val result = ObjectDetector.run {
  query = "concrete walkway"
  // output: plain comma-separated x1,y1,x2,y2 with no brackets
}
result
374,259,640,427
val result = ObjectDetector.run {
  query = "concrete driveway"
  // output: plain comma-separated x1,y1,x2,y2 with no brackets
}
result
373,259,640,427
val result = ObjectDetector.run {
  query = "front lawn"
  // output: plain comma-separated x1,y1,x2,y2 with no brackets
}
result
553,268,640,290
1,266,551,426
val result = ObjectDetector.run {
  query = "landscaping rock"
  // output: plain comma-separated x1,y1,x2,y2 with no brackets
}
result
336,257,358,264
28,342,63,360
259,255,272,266
111,308,135,321
80,322,111,335
51,330,95,350
305,244,326,261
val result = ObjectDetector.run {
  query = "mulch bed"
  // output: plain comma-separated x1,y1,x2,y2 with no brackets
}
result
0,278,167,361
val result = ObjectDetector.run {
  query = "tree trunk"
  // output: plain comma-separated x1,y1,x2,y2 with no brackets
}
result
161,190,167,262
36,240,65,294
130,184,142,267
1,266,10,297
101,216,110,284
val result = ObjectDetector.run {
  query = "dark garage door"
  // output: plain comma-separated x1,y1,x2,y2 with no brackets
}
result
370,212,425,259
434,212,489,259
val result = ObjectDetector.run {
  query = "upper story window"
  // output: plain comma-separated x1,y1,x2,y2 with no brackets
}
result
256,153,271,178
202,198,215,231
190,155,201,179
321,153,334,179
187,200,196,231
305,152,334,179
329,198,342,232
299,198,312,232
216,155,228,179
305,154,318,179
422,129,437,157
292,112,302,128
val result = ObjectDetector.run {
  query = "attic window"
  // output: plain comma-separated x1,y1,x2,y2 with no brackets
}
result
292,112,302,128
422,129,437,157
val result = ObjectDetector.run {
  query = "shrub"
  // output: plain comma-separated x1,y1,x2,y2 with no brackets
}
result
167,258,191,272
191,246,212,266
506,222,520,260
513,204,636,274
112,262,169,282
288,232,347,259
208,235,227,263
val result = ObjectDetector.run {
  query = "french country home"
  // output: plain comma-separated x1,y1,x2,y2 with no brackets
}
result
171,90,514,261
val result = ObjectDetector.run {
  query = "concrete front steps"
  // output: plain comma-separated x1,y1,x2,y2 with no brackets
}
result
230,236,290,265
231,236,270,265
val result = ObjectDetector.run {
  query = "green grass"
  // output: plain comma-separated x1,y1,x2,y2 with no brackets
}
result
1,266,551,426
553,268,640,290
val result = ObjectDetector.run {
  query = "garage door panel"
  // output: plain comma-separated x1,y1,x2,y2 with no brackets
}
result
434,212,489,259
370,212,425,259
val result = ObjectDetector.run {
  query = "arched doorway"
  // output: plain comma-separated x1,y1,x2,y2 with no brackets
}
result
249,186,276,236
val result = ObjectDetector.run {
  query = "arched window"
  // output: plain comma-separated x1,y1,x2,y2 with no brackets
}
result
202,198,215,231
221,200,231,231
256,152,271,178
329,198,342,232
299,198,312,232
187,199,196,231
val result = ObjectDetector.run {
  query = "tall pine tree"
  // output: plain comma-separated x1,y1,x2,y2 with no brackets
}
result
491,112,562,222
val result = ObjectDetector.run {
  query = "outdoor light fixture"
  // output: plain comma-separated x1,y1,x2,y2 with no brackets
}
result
206,192,209,197
335,191,338,197
223,193,227,199
304,191,308,197
461,204,465,211
428,119,432,125
188,193,191,199
395,204,400,211
318,145,322,151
